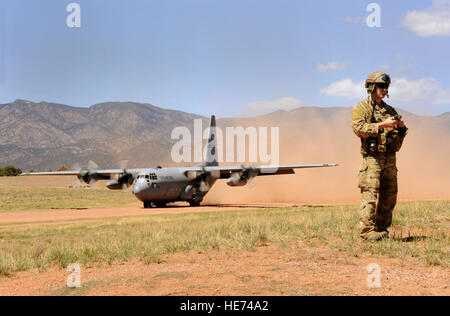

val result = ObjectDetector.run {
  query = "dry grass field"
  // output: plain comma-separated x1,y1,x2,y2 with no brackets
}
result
0,176,448,295
0,175,137,212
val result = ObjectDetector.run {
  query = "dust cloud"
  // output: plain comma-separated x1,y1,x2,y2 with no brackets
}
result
204,109,450,205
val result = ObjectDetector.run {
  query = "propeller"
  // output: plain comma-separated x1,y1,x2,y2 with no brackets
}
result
199,181,210,192
247,176,257,189
242,165,259,189
105,160,134,191
186,170,198,181
70,163,83,188
117,160,134,192
87,160,99,170
70,160,101,189
187,168,220,192
118,159,128,170
87,160,100,188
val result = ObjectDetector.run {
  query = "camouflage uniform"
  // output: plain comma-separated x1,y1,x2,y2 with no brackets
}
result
352,96,408,239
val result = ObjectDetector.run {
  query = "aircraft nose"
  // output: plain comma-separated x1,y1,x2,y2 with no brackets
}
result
133,182,147,199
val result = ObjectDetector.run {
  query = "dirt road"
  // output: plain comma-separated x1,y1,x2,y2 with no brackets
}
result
0,203,298,227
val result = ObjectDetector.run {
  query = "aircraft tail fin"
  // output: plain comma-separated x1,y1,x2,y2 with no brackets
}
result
205,115,218,166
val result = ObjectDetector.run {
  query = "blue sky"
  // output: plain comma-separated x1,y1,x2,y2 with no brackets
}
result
1,0,450,117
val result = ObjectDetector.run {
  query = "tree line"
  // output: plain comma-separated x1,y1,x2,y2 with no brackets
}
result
0,165,70,176
0,165,23,176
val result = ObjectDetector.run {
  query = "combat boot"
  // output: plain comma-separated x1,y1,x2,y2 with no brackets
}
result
365,230,389,241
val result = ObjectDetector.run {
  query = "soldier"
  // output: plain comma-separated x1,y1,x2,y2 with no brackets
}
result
351,72,408,241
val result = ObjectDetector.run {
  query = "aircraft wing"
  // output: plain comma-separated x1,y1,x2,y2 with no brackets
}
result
22,163,338,180
20,169,144,179
185,163,338,179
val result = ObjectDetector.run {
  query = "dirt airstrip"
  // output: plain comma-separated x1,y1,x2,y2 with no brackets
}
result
0,203,448,296
0,202,294,227
0,176,448,296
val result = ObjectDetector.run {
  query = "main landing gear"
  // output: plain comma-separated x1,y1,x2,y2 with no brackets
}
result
143,197,203,208
143,201,167,208
188,194,203,207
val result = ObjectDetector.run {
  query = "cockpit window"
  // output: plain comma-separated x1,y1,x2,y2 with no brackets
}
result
137,174,157,180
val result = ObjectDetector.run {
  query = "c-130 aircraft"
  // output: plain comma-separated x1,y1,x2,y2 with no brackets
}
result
22,116,338,208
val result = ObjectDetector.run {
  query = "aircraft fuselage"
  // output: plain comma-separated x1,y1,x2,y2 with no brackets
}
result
132,168,215,205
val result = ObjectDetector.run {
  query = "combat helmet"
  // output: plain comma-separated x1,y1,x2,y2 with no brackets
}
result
365,71,391,94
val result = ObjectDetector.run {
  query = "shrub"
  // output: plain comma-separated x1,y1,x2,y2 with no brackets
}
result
0,165,23,176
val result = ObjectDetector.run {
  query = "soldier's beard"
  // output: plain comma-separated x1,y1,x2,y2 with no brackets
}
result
371,92,385,104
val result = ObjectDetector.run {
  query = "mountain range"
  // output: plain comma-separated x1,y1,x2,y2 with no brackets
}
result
0,99,206,170
1,99,449,203
1,99,449,169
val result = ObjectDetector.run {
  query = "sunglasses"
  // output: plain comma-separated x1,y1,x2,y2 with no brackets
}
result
377,83,389,89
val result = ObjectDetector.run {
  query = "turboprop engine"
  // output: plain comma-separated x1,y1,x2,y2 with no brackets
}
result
78,170,101,184
73,161,103,186
105,160,134,191
106,172,134,190
226,167,258,187
226,172,248,187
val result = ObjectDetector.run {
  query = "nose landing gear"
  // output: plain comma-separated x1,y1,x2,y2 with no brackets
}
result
143,201,167,208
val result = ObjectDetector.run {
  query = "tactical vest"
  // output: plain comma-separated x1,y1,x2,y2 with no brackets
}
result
361,100,406,156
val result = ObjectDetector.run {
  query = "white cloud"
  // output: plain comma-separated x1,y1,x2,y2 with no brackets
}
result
403,0,450,37
316,62,349,72
320,77,450,105
389,77,437,102
244,97,307,116
390,77,450,104
320,78,365,100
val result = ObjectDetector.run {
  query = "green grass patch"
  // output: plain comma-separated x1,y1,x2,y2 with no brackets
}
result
0,200,448,276
0,187,137,212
